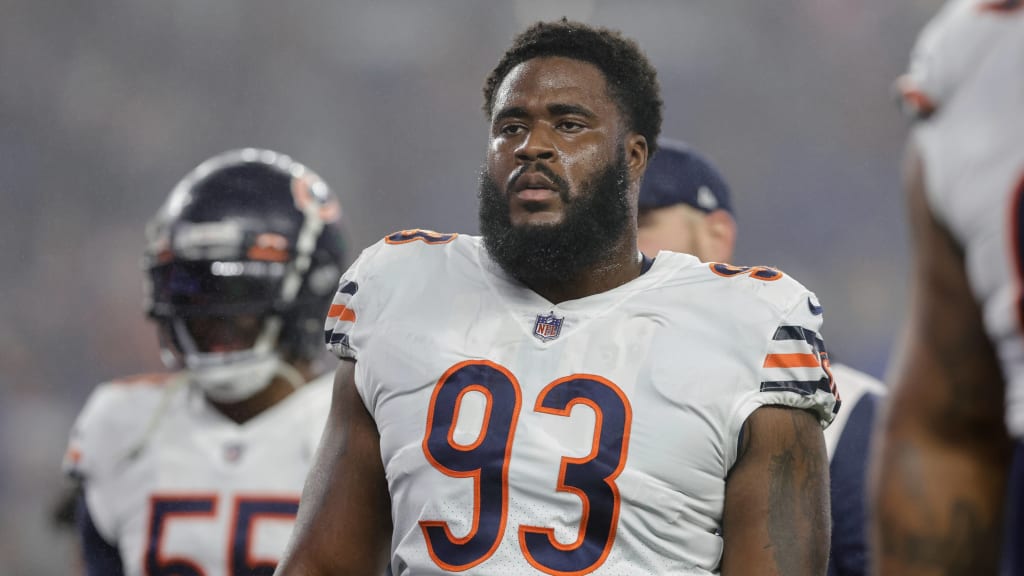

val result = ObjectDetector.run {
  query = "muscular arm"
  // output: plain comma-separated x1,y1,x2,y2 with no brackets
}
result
274,360,392,576
722,406,831,576
869,143,1012,576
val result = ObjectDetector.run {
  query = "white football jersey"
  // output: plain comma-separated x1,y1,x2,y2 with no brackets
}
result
63,372,333,576
823,364,886,459
900,0,1024,438
325,231,839,575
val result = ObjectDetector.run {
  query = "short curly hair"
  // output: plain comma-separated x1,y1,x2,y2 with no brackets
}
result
483,19,663,156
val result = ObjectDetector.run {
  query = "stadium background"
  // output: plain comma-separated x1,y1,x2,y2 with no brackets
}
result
0,0,938,571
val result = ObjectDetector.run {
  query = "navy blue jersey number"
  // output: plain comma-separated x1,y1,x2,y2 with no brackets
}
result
420,361,523,570
229,497,300,576
520,374,632,575
144,494,299,576
709,262,783,281
420,363,632,575
146,495,217,576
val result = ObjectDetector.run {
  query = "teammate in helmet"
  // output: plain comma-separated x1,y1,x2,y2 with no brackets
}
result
62,149,346,576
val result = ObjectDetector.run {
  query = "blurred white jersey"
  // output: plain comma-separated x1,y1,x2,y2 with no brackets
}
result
900,0,1024,438
325,231,839,575
63,372,332,576
823,363,886,458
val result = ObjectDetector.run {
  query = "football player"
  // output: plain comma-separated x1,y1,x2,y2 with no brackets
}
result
870,1,1024,574
62,149,346,576
277,19,838,576
638,138,885,576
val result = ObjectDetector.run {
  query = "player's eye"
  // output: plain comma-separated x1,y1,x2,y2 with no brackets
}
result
499,124,525,136
556,120,585,132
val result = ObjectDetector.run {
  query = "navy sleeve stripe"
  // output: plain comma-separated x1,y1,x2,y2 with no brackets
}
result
339,281,359,296
329,332,351,347
773,326,827,352
760,378,832,396
773,325,814,342
76,490,125,576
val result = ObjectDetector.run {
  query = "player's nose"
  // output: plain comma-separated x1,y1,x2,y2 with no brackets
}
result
515,126,556,163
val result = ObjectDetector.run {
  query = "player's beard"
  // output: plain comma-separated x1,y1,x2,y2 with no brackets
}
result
478,148,631,289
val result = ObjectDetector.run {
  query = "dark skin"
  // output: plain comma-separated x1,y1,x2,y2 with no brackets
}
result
274,55,830,576
870,143,1012,576
486,56,647,304
183,315,316,425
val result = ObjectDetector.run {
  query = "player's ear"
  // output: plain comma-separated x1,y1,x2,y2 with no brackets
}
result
704,209,737,263
625,134,648,182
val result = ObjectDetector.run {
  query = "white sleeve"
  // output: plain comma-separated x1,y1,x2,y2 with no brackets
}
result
324,240,385,361
897,0,1012,119
730,291,840,434
62,385,123,543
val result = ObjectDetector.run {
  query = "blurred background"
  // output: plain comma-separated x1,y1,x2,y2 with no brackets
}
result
1,0,938,572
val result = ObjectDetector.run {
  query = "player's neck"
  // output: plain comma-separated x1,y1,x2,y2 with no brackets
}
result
208,361,314,425
528,235,642,304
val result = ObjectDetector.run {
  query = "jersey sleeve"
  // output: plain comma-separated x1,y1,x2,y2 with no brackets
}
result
730,290,840,440
897,0,1013,120
324,240,385,361
63,377,176,544
62,385,124,544
63,386,114,483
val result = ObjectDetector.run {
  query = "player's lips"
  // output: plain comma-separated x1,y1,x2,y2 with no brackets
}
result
515,188,558,201
510,173,560,201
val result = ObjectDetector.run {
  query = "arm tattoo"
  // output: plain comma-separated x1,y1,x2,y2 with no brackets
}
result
767,411,828,575
879,494,1001,575
878,445,1002,576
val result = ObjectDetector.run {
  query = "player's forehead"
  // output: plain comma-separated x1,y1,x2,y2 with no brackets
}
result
490,56,618,121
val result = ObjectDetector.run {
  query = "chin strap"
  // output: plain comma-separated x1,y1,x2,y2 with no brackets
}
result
116,374,188,468
275,361,306,389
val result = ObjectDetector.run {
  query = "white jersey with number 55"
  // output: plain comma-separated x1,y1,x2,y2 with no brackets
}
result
325,231,838,575
63,373,332,576
899,0,1024,438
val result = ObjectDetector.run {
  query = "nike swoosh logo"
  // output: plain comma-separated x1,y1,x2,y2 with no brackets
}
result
808,297,823,316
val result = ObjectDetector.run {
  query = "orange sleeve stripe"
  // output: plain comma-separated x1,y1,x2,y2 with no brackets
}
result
328,304,356,323
896,76,937,117
763,353,821,369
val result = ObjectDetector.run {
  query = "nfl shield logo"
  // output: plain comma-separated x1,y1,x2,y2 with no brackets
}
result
223,443,245,464
533,311,564,342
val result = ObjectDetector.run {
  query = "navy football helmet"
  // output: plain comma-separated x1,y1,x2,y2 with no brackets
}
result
144,149,346,401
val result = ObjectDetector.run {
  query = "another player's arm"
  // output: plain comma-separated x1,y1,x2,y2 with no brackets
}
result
73,485,126,576
721,405,830,576
869,143,1012,576
274,360,392,576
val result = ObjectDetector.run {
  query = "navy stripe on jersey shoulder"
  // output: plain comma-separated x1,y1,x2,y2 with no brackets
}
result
338,280,359,295
760,378,831,396
774,325,816,343
329,332,351,347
